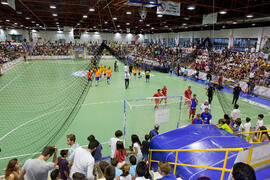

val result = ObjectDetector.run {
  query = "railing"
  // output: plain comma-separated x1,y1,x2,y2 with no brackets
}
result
149,148,244,180
234,129,270,144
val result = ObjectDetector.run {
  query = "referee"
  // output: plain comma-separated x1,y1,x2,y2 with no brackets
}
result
232,83,242,105
124,71,130,89
207,84,215,104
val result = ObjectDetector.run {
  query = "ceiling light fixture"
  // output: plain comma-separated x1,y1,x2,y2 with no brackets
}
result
246,14,253,18
126,22,130,25
105,21,108,24
117,25,120,28
25,17,30,20
52,13,58,17
93,26,96,28
6,19,10,22
77,23,80,25
50,5,56,9
126,11,132,15
184,17,190,20
222,25,226,28
187,5,195,10
233,21,237,24
16,11,23,15
182,23,187,26
164,25,168,28
151,27,154,30
56,22,59,24
146,24,150,27
32,21,35,23
139,19,143,22
252,23,256,26
83,15,87,18
113,17,117,20
1,0,8,5
219,11,227,15
89,8,95,12
14,23,18,25
157,14,163,17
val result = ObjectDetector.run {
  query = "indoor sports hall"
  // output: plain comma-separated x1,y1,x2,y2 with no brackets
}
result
0,0,270,180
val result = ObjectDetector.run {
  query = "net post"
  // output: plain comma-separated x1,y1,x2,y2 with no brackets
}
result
177,96,183,128
123,99,127,147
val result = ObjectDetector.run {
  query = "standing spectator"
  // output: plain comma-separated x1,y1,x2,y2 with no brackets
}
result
5,158,20,180
114,141,127,168
253,126,270,142
117,164,135,180
230,104,241,121
234,118,244,139
243,117,252,141
94,161,109,179
19,146,58,180
129,64,133,73
255,114,264,130
201,108,212,124
129,156,137,178
192,114,203,124
232,162,256,180
66,134,80,159
157,161,176,180
69,145,95,179
124,71,131,89
200,100,211,113
149,125,159,139
183,67,188,80
141,135,150,162
207,84,215,104
109,130,123,159
111,158,123,178
128,135,143,162
232,83,242,105
216,119,233,134
87,135,102,162
58,150,69,180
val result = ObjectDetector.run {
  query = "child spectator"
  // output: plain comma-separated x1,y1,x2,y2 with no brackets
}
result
72,172,86,180
58,149,69,180
253,126,270,143
224,114,234,129
50,169,60,180
104,165,115,180
243,117,252,141
189,94,198,119
256,114,264,130
216,119,233,134
109,130,123,159
135,161,152,180
142,135,150,162
128,135,143,162
192,114,203,124
157,161,176,180
232,162,256,180
94,161,109,179
114,141,127,168
111,157,123,178
201,108,212,124
117,164,135,180
234,118,244,139
129,155,137,177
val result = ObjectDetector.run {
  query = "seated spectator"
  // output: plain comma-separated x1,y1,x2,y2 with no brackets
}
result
234,118,244,139
58,149,69,180
135,161,151,180
224,114,234,129
104,165,115,180
142,135,150,162
111,157,123,178
5,158,20,180
72,172,86,180
192,114,203,124
50,169,60,180
19,146,57,180
129,156,137,177
117,164,135,180
216,119,233,134
87,135,102,162
232,162,256,180
157,161,176,180
253,126,270,143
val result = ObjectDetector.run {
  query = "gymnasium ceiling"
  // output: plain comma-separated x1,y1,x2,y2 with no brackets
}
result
0,0,270,34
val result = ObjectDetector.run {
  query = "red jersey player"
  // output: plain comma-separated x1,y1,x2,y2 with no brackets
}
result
184,86,192,109
153,89,163,109
161,85,167,104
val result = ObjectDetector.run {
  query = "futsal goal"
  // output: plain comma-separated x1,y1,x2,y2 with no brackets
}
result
123,95,190,146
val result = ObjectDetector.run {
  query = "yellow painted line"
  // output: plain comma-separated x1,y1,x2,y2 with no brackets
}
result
251,159,270,168
173,151,179,175
235,130,270,135
149,148,244,152
247,148,253,164
149,151,152,170
221,150,229,180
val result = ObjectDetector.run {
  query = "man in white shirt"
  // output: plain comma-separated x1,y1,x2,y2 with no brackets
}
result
243,117,252,141
109,130,123,158
200,100,211,113
231,104,241,121
69,144,96,180
67,134,80,159
256,114,264,130
124,64,128,73
124,71,131,89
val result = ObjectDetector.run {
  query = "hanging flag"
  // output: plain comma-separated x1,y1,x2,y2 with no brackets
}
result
259,36,268,51
229,34,234,49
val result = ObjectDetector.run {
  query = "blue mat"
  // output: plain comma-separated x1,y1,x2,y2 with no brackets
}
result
150,125,251,180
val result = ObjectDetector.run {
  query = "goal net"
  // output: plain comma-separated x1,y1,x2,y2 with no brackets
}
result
123,95,190,146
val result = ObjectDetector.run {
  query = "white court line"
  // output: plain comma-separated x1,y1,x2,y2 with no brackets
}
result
0,63,33,93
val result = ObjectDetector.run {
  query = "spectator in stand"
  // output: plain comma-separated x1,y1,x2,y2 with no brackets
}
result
216,119,233,134
69,143,95,179
117,164,135,180
5,158,21,180
157,161,176,180
224,114,234,129
66,134,80,159
201,108,212,124
114,141,127,168
243,117,252,141
128,135,143,162
255,114,264,130
94,161,109,179
19,146,58,180
109,130,123,159
135,161,152,180
129,156,137,177
72,172,86,180
230,104,241,121
200,100,211,113
234,118,244,139
50,169,60,180
149,125,159,140
58,150,69,180
142,134,150,162
104,165,115,180
232,162,256,180
87,135,102,162
111,158,123,178
192,114,203,124
253,126,270,143
232,83,242,105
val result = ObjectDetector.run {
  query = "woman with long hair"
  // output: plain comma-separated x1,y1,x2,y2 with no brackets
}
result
253,126,270,142
117,164,134,180
87,134,103,162
5,158,20,180
127,134,143,162
114,141,127,168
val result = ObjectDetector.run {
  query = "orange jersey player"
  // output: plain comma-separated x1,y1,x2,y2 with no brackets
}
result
106,67,112,84
161,85,167,104
138,66,142,77
87,70,93,86
153,89,163,109
95,69,100,86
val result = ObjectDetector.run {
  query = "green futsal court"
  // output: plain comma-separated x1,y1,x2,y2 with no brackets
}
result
0,59,269,172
